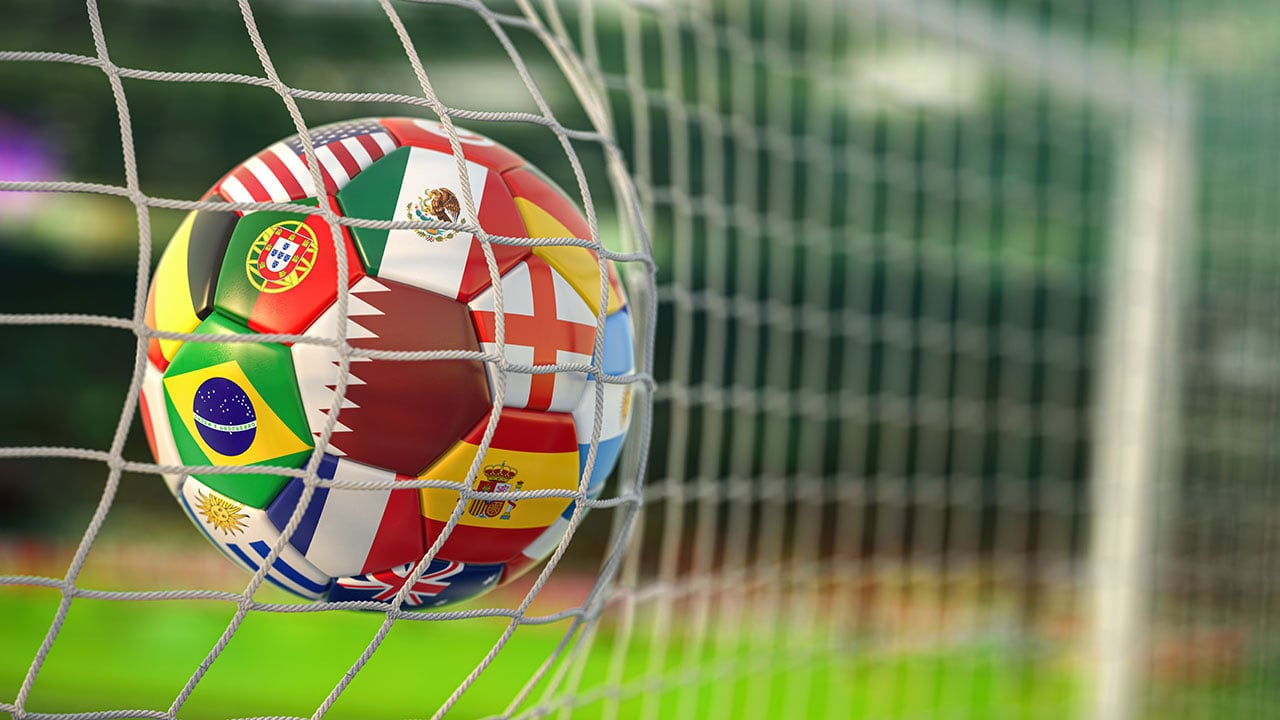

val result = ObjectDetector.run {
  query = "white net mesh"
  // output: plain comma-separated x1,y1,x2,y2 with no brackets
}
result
3,0,1279,719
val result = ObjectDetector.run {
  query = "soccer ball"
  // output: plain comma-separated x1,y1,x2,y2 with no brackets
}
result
138,118,634,609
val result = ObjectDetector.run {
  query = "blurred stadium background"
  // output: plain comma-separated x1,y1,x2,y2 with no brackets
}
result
3,0,1280,718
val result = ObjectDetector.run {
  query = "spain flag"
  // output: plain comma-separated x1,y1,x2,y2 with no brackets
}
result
419,409,579,564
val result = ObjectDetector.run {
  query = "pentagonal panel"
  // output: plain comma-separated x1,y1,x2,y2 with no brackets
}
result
335,145,529,301
213,118,398,203
419,409,579,565
162,312,313,508
571,307,637,499
179,476,331,600
327,558,502,609
379,117,525,174
265,454,424,578
145,204,237,369
212,196,365,335
469,256,596,413
502,165,627,317
291,275,491,475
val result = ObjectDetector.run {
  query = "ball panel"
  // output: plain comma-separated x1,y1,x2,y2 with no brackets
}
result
140,359,183,497
335,145,529,301
468,256,597,413
146,208,234,369
379,117,525,174
418,409,578,565
502,165,591,240
502,165,627,317
214,119,398,204
265,454,425,578
179,475,332,600
327,558,502,609
569,306,637,495
162,312,314,508
184,202,239,319
290,275,491,476
212,196,366,336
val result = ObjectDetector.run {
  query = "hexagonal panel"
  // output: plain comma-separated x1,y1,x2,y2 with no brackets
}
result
418,409,579,565
327,558,502,609
468,255,596,413
265,454,424,578
179,475,331,600
212,118,398,202
290,275,491,476
162,312,314,508
212,196,365,336
571,307,637,497
335,145,529,302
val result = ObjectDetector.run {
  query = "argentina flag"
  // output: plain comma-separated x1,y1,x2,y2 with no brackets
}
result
571,307,636,499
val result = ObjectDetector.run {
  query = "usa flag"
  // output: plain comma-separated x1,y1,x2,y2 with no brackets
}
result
216,119,398,204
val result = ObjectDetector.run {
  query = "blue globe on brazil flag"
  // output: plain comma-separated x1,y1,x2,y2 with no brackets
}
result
140,117,636,610
192,377,258,456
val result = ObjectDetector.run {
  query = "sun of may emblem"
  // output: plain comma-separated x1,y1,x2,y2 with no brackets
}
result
194,490,249,536
406,186,463,242
246,219,318,293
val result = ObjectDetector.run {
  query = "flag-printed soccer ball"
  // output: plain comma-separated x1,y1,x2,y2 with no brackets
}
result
138,118,634,609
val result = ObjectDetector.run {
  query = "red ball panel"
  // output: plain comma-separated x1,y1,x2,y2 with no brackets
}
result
291,275,491,476
379,117,525,174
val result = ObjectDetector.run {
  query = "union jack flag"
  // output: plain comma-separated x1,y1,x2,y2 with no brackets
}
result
333,560,465,606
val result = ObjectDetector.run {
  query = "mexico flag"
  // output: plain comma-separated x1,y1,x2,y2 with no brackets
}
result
418,409,579,565
335,145,529,301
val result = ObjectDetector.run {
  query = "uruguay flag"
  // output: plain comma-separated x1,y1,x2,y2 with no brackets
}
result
265,453,424,578
178,476,331,600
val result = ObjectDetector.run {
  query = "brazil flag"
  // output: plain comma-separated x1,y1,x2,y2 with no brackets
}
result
162,313,313,508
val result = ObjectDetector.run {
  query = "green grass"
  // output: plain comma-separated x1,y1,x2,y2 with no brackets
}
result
1,586,1083,719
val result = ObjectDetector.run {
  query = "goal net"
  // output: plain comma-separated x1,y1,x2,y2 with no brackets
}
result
2,0,1277,719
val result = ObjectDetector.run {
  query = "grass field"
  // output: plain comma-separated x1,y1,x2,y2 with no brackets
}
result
3,583,1268,719
0,584,1089,720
